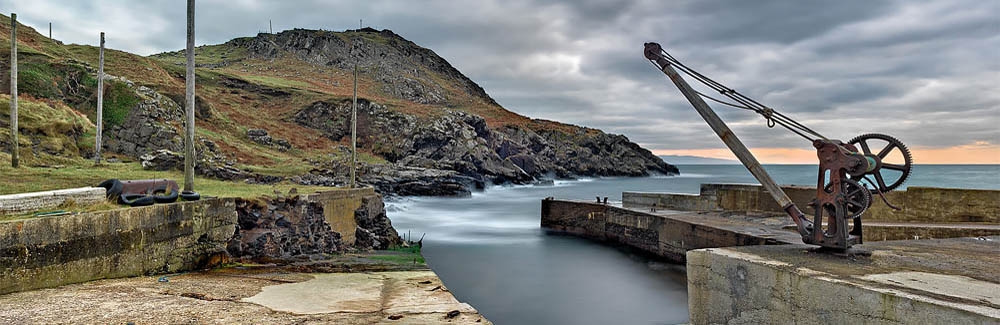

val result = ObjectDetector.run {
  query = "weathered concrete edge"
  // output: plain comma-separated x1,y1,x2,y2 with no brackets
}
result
686,247,999,323
0,187,106,215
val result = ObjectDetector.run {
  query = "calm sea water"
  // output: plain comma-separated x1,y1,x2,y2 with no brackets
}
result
387,164,999,325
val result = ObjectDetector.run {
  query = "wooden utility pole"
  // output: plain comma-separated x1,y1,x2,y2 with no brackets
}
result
48,22,51,39
183,0,196,191
95,32,104,164
9,13,18,168
350,19,361,188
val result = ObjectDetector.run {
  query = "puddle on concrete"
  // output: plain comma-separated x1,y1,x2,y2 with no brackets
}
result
242,273,383,314
241,271,476,316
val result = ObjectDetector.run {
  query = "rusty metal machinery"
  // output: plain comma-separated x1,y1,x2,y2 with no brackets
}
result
644,42,912,250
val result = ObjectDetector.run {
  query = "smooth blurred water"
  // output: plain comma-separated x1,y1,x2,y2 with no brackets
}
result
386,164,999,325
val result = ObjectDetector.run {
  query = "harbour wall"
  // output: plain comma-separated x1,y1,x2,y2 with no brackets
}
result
623,184,999,223
542,184,1000,262
540,199,789,263
0,187,386,295
0,198,236,295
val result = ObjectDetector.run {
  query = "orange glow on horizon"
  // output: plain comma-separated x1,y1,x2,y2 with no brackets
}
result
655,143,1000,165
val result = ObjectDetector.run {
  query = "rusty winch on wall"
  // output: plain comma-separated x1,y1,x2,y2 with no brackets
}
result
644,42,913,250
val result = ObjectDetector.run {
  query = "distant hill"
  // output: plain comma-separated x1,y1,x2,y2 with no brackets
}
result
660,155,739,165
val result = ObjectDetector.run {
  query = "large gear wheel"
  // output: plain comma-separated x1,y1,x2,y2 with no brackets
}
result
825,178,872,219
848,133,912,192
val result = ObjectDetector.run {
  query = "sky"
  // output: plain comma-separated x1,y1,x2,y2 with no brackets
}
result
3,0,999,164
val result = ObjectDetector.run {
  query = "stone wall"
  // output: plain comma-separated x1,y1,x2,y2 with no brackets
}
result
0,199,236,295
0,187,106,215
624,184,1000,223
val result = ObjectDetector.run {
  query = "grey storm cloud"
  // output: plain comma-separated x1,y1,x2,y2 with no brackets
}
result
3,0,998,153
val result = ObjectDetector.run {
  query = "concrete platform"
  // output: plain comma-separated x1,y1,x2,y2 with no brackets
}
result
0,269,491,324
687,236,1000,324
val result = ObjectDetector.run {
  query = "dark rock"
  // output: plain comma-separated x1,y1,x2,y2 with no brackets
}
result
246,128,272,146
360,164,484,197
354,195,403,249
273,139,292,151
228,197,343,261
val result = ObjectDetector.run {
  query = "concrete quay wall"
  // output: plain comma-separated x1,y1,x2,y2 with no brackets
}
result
624,184,1000,223
540,199,786,263
0,198,237,295
686,238,1000,324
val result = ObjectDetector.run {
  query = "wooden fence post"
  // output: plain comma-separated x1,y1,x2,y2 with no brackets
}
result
183,0,196,191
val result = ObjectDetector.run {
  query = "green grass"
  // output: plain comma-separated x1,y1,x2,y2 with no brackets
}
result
103,81,140,127
19,62,61,99
0,156,340,199
368,245,425,264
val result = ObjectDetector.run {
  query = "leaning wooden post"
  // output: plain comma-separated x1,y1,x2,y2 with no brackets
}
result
95,32,104,164
183,0,196,191
9,13,18,168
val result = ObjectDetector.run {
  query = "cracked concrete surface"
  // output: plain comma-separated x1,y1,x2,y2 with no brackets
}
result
0,270,490,324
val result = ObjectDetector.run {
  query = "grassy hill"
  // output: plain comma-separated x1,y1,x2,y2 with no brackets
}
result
0,15,675,198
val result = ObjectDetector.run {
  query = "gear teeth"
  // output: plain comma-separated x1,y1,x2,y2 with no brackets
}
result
847,133,912,192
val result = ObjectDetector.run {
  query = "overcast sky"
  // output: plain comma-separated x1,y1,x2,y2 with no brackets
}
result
4,0,999,163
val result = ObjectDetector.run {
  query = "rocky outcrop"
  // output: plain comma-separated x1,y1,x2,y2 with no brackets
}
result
292,98,677,190
360,164,484,197
246,128,292,151
102,84,184,158
228,192,402,262
228,197,342,261
140,149,182,171
354,195,402,250
228,28,496,106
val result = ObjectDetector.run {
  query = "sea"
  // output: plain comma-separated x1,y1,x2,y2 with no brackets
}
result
386,164,1000,325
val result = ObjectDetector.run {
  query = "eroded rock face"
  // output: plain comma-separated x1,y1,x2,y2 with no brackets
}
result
102,85,184,159
228,193,402,261
228,197,343,261
354,195,402,250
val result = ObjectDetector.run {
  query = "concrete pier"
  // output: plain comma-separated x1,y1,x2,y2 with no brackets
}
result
687,236,1000,324
541,183,1000,324
541,184,1000,263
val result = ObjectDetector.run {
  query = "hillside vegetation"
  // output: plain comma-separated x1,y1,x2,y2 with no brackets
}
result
1,16,676,197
